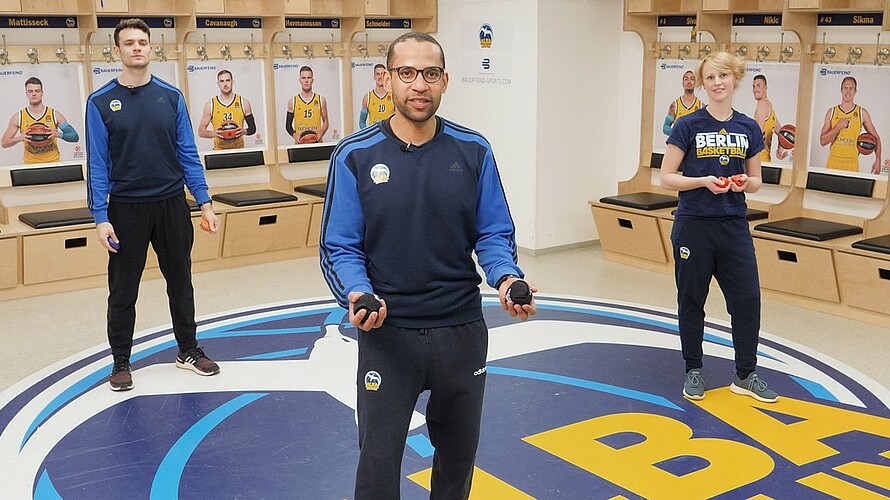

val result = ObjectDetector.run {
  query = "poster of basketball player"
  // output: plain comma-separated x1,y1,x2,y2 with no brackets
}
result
651,59,703,153
186,59,268,153
809,64,889,175
0,63,86,167
272,58,343,147
732,61,798,168
351,57,393,131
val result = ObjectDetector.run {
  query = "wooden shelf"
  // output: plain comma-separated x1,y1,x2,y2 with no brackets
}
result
5,0,92,14
22,229,107,285
195,0,282,16
0,0,22,13
754,237,841,302
788,0,885,11
701,0,783,12
626,0,698,15
194,0,223,14
0,238,17,290
96,0,192,15
284,0,362,16
365,0,435,18
836,251,890,315
222,204,310,257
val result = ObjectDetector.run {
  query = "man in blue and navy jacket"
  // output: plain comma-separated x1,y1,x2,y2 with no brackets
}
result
86,18,221,392
320,32,537,500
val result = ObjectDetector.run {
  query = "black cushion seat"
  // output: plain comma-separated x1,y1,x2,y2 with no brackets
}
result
19,207,94,229
18,198,199,230
11,164,83,186
599,192,679,211
851,235,890,255
761,166,782,185
204,151,265,170
294,183,327,198
745,208,769,221
754,217,862,242
211,189,298,207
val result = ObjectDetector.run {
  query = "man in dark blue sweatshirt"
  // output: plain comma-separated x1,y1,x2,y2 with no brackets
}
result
320,32,537,499
86,18,221,392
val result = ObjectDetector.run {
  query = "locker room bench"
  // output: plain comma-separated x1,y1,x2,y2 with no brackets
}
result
277,144,337,249
590,157,784,273
588,153,678,271
0,163,108,287
753,172,868,241
202,149,313,258
751,171,876,306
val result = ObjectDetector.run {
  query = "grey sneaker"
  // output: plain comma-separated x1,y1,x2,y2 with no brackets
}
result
683,369,705,400
731,372,778,403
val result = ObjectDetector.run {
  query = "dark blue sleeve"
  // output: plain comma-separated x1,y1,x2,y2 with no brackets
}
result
319,152,373,307
175,92,210,205
85,99,112,224
474,145,523,288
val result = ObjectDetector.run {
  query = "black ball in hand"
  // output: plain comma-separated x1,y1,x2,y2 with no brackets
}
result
506,280,532,306
354,293,382,316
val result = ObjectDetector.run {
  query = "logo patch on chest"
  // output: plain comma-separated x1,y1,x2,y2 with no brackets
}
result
370,163,390,184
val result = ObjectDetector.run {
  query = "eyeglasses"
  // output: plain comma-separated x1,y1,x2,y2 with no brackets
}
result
388,66,445,84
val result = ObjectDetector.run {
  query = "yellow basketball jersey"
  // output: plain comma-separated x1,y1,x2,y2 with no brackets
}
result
674,95,701,123
760,105,777,162
827,105,861,172
211,94,245,150
293,93,322,136
367,90,394,125
20,107,59,164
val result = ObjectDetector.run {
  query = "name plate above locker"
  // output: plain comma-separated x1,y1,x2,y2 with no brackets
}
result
285,18,341,29
817,13,883,26
1,15,77,28
732,14,782,26
196,17,262,29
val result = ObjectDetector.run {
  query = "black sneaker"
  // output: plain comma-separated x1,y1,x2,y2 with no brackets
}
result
109,358,133,391
175,346,220,376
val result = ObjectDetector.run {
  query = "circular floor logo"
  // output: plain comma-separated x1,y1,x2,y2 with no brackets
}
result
1,295,889,498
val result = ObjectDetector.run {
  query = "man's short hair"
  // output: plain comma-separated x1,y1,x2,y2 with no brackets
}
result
217,70,233,80
753,74,767,85
24,77,43,88
299,66,313,75
385,32,445,69
114,18,151,46
841,76,857,89
374,63,386,71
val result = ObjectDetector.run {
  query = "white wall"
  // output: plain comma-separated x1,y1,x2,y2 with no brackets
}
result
617,32,644,185
437,0,643,251
535,0,629,249
437,0,539,249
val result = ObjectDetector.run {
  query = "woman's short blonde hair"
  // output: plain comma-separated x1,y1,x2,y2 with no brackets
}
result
695,51,747,89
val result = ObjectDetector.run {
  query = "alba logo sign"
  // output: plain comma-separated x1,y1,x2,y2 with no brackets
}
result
1,296,889,498
479,23,493,48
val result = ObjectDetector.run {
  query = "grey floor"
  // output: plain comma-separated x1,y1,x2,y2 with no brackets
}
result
2,245,888,393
